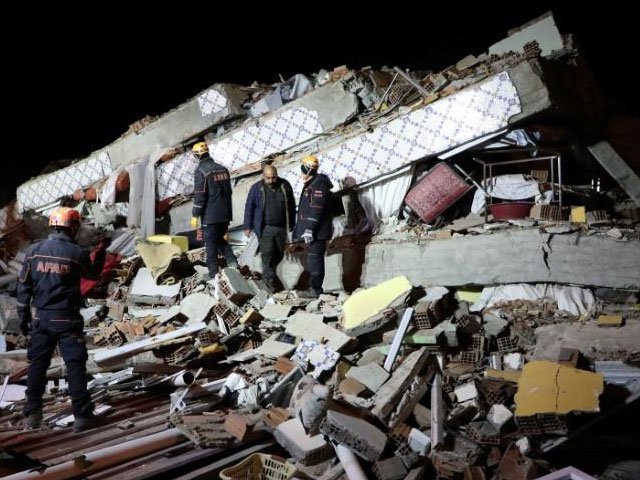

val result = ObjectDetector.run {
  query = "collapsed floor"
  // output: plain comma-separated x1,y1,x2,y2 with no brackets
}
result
1,10,640,480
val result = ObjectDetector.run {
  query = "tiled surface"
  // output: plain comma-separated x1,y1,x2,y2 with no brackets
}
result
115,202,129,217
197,88,228,116
205,107,323,171
292,339,340,377
283,72,521,196
17,152,113,212
16,73,520,210
156,152,199,200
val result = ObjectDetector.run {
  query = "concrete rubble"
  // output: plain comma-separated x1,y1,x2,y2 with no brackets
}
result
1,10,639,480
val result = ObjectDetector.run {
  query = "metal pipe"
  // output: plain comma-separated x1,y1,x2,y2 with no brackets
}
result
384,308,413,372
171,370,195,387
335,444,367,480
393,66,431,99
3,428,185,480
557,154,563,209
375,72,399,112
431,372,444,451
489,353,502,370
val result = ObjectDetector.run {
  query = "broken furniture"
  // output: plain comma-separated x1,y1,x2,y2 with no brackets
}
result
404,162,474,224
473,149,563,222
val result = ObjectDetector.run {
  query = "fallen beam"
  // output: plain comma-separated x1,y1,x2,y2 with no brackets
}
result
3,428,185,480
93,323,206,365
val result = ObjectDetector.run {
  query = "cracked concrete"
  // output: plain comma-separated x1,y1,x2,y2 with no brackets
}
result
270,229,640,291
108,84,247,168
514,361,603,416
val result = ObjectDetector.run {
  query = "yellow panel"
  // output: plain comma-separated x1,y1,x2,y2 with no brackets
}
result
514,361,603,416
597,314,623,327
342,276,412,330
571,206,586,223
147,234,189,253
457,289,482,303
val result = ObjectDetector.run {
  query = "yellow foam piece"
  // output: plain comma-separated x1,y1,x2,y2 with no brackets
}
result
147,234,189,253
571,206,586,223
597,314,623,327
456,289,482,303
199,343,223,355
342,276,412,330
514,361,603,416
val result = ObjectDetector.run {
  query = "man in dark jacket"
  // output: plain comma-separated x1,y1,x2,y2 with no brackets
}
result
244,165,296,290
294,155,334,298
17,207,107,432
190,141,238,277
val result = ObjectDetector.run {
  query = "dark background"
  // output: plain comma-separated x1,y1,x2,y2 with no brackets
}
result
2,4,637,206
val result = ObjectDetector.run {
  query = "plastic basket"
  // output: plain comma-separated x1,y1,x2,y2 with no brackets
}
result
219,453,297,480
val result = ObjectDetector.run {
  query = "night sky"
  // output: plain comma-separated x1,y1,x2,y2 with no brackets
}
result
3,5,637,206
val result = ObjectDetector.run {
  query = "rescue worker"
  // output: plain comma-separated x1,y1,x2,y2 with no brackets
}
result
17,207,108,432
243,164,296,291
294,155,334,298
190,141,238,277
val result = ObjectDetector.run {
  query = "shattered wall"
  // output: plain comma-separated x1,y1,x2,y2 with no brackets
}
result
17,151,112,212
204,81,359,172
279,71,523,196
107,84,247,168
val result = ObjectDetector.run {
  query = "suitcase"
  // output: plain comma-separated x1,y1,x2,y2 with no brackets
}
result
404,162,473,223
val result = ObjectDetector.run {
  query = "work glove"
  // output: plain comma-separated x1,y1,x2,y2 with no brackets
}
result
19,311,32,336
301,229,314,244
190,217,200,229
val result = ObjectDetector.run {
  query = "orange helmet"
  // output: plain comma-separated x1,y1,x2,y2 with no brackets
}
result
49,207,81,228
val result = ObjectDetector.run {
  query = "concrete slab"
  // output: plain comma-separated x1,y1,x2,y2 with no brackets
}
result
533,320,640,362
346,363,390,393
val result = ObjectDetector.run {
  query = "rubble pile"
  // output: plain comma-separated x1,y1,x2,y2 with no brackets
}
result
1,242,639,478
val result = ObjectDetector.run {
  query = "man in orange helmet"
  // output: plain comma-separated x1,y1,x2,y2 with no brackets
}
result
17,207,108,432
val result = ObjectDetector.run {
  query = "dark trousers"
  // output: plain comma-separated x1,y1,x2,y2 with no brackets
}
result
24,310,93,418
203,222,238,276
259,225,286,283
307,239,327,294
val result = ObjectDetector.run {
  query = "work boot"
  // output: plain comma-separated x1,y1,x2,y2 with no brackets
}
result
26,410,42,429
297,288,320,299
73,415,102,433
224,247,239,268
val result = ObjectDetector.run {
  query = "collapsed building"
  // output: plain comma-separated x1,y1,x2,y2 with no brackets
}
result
0,11,639,480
